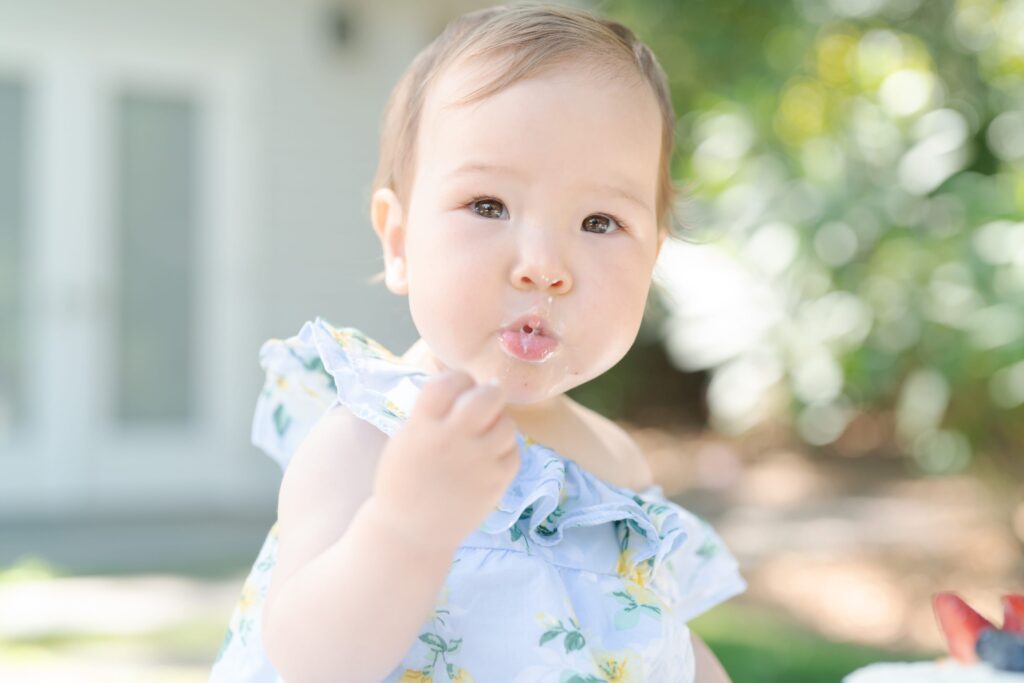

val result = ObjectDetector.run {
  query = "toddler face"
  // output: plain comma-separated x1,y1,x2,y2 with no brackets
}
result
381,58,664,406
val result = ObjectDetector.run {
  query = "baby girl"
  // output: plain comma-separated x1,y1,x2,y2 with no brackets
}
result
210,3,747,682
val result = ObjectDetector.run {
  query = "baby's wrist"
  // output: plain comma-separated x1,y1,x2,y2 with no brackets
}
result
362,495,460,557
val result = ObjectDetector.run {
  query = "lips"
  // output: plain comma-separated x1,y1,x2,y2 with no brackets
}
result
498,314,560,362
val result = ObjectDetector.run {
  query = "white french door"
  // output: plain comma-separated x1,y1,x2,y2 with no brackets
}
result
0,30,256,516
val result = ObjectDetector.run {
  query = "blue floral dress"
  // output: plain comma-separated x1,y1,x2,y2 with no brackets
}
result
210,318,747,683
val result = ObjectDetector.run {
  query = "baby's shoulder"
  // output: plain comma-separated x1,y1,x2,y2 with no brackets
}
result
569,399,654,492
277,403,386,518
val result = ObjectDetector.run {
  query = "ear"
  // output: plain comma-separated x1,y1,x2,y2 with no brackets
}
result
371,187,408,295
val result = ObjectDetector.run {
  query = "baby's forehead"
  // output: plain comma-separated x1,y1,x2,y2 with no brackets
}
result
416,56,662,215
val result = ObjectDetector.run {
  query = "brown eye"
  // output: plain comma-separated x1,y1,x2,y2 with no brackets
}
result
470,198,508,220
582,214,622,235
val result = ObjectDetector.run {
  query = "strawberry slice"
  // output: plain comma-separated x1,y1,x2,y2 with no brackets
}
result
1003,594,1024,634
932,592,995,663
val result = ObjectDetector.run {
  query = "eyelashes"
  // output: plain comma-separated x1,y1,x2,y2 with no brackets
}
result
464,195,630,235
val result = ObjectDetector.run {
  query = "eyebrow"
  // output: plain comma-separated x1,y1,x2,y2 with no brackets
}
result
444,161,653,213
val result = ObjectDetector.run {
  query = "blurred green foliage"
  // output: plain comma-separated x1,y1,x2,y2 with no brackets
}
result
584,0,1024,478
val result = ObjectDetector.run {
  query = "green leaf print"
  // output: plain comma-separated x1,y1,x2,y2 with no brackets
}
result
633,494,670,516
626,518,648,538
534,504,566,537
447,662,456,679
564,630,585,653
697,535,719,559
539,628,562,645
537,618,586,654
285,347,313,371
419,632,447,653
514,506,534,536
447,638,462,653
565,675,604,683
611,589,661,629
617,521,631,553
272,404,291,437
611,590,636,608
509,517,533,552
283,348,337,394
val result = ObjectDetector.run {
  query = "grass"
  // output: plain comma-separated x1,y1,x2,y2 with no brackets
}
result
692,600,938,683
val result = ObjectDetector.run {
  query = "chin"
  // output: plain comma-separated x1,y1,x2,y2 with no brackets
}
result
495,365,593,407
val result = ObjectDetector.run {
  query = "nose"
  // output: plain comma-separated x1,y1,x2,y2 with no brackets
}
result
510,229,573,294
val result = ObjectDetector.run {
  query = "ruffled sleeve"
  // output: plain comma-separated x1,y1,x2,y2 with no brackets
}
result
639,484,748,623
249,317,426,471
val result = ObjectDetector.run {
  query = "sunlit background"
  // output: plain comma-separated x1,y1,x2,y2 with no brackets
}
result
1,0,1022,680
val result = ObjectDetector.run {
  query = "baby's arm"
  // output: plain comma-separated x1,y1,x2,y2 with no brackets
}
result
261,404,460,683
692,632,733,683
262,369,518,683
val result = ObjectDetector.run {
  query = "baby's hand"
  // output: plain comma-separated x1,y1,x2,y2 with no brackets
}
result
370,370,521,550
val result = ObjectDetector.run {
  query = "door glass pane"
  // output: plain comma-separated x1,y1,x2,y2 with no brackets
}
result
115,93,197,423
0,79,27,437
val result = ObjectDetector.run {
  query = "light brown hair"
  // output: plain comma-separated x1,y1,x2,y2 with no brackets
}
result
369,2,680,282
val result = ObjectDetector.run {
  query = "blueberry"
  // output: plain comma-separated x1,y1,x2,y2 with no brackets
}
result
976,627,1024,672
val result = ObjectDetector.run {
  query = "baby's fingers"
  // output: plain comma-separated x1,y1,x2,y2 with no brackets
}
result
480,413,520,461
448,382,507,434
414,370,475,419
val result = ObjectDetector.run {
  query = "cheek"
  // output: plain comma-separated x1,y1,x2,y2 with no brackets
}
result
410,242,492,297
577,257,652,347
589,254,652,316
405,226,499,333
